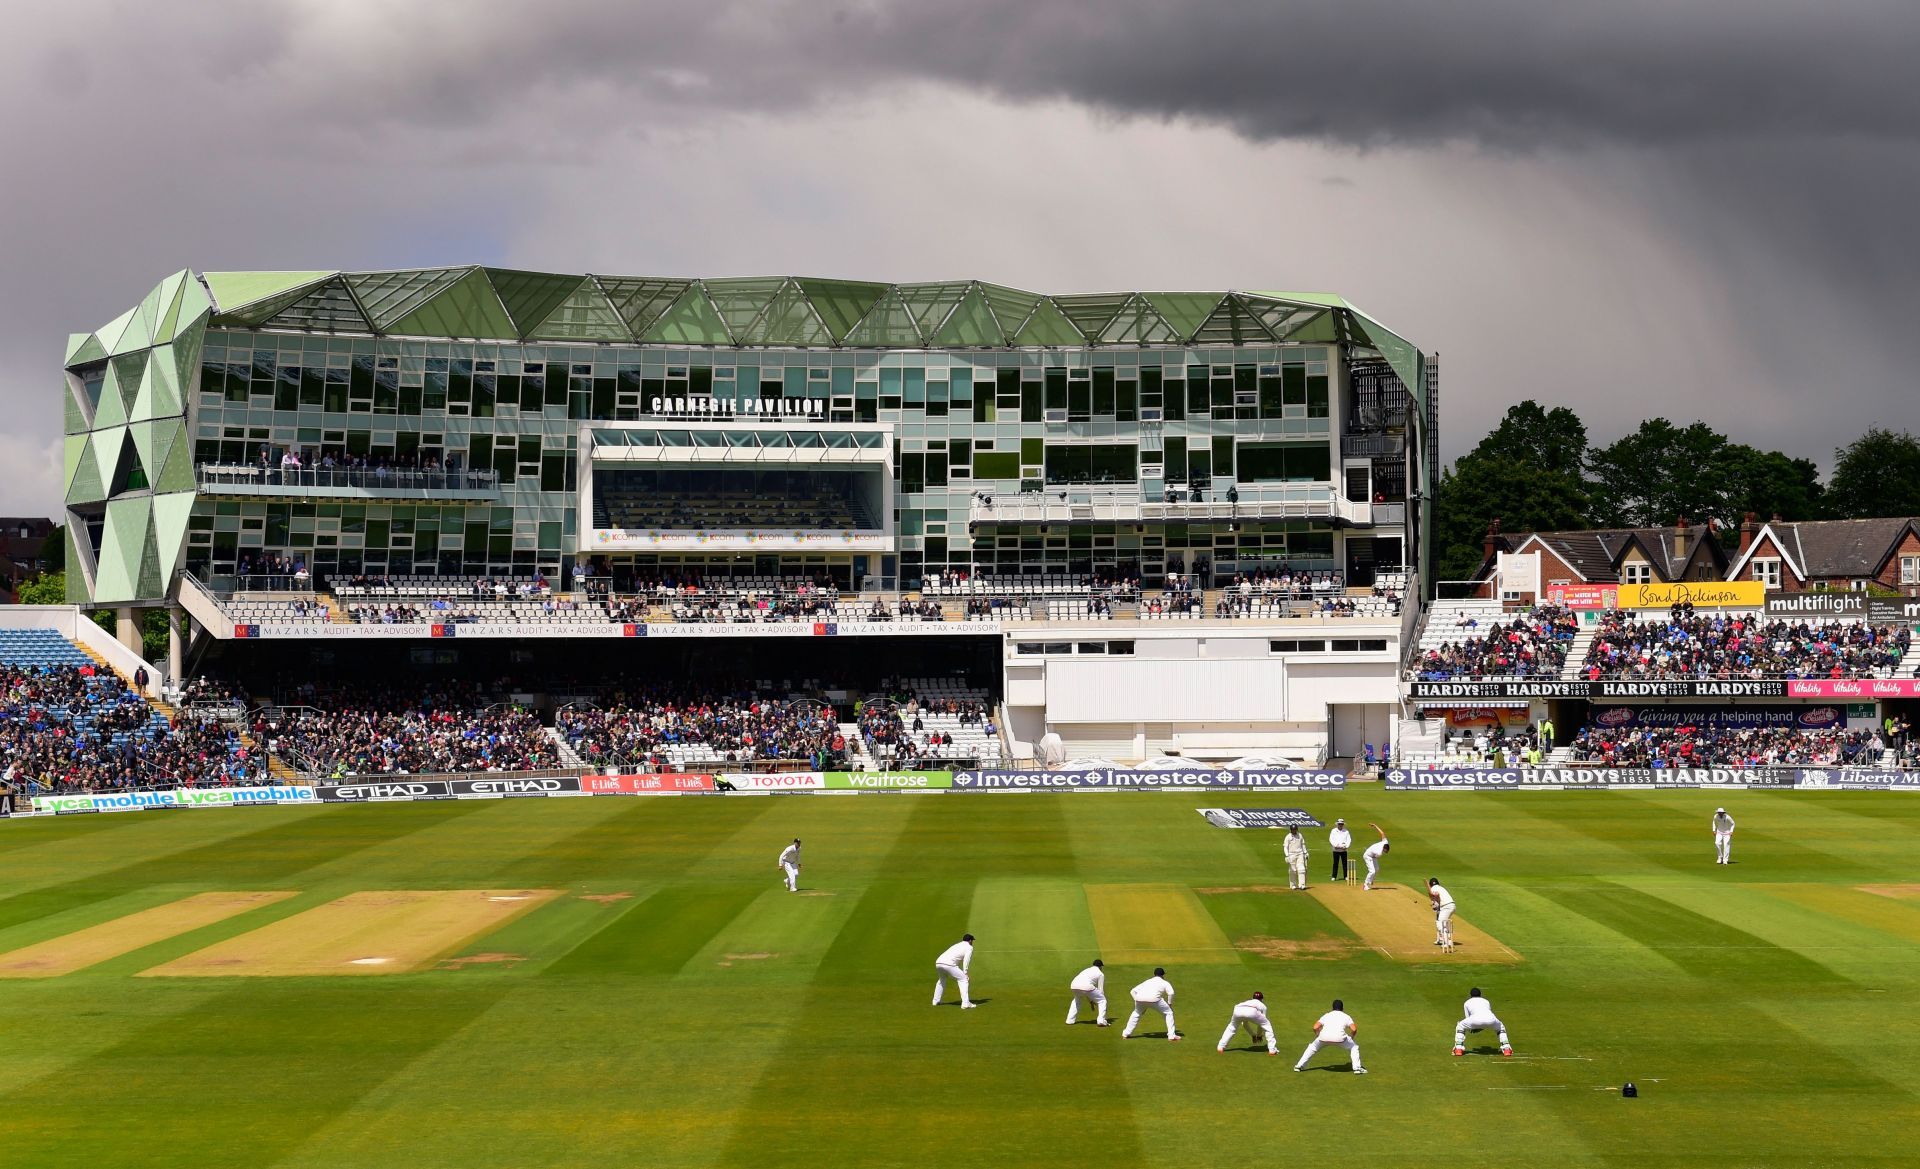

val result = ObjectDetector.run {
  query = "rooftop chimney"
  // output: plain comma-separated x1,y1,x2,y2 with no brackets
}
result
1484,518,1503,561
1673,516,1690,563
1739,511,1759,558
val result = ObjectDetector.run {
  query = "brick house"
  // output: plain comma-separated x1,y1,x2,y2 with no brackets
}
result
1725,514,1920,595
1473,518,1729,601
0,517,57,603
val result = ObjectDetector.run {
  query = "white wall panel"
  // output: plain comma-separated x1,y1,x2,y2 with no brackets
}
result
1048,658,1286,723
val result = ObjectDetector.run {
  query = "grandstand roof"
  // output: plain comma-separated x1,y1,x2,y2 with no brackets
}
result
192,268,1424,386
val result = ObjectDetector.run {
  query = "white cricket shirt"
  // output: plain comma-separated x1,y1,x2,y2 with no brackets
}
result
1364,839,1388,860
1233,998,1270,1021
1430,883,1454,909
936,940,973,969
1329,827,1352,849
1070,965,1105,992
779,844,800,865
1316,1009,1355,1035
1462,995,1495,1021
1131,976,1174,1004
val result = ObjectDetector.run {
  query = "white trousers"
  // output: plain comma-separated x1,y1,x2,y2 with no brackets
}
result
1715,832,1733,863
781,861,799,891
1364,853,1380,888
1295,1034,1362,1070
1220,1010,1277,1052
1123,999,1175,1039
1435,904,1455,941
1066,988,1107,1024
1287,855,1308,888
933,962,971,1006
1456,1014,1509,1047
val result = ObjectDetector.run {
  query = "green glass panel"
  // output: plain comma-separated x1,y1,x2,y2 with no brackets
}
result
64,387,85,435
977,283,1045,338
386,268,516,338
87,429,122,497
152,491,196,582
111,352,147,417
135,275,175,344
897,282,972,341
65,437,99,503
66,332,94,364
203,271,334,313
152,274,189,345
215,277,335,327
93,365,128,430
135,513,164,600
735,282,833,346
65,527,86,604
128,360,157,423
1190,294,1278,345
703,278,788,339
104,305,151,356
1349,316,1424,400
345,268,472,329
842,288,925,346
1012,300,1084,347
1052,294,1130,339
156,435,195,494
1244,298,1321,340
485,269,587,336
66,333,107,368
527,280,629,340
1144,293,1224,340
147,349,182,417
1099,295,1180,344
257,277,374,332
1288,311,1343,344
930,285,1006,346
795,278,887,342
594,277,692,336
170,317,208,392
98,496,153,603
174,278,213,332
122,426,155,493
642,286,734,344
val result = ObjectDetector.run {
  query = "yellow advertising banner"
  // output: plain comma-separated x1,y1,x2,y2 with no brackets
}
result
1615,581,1766,609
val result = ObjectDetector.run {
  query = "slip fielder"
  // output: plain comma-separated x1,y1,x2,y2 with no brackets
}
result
1453,987,1513,1056
778,838,802,892
1217,991,1279,1054
1122,968,1180,1041
1712,807,1736,865
1284,825,1310,890
933,933,976,1008
1293,998,1366,1073
1067,959,1109,1026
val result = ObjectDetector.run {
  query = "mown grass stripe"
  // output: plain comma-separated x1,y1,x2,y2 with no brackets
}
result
545,882,766,977
1531,881,1850,986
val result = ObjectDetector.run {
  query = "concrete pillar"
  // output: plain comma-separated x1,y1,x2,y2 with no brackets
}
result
1132,724,1147,762
115,606,140,656
168,606,186,686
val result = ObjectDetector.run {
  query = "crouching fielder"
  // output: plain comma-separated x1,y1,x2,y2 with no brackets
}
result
1217,991,1278,1054
1453,987,1512,1056
933,933,976,1008
1067,959,1109,1026
1122,968,1180,1041
1294,999,1366,1073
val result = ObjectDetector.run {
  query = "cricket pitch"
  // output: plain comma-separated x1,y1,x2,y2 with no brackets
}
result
1308,883,1520,964
140,889,559,977
0,892,297,978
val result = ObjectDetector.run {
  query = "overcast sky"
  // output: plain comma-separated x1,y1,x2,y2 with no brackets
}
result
6,0,1917,519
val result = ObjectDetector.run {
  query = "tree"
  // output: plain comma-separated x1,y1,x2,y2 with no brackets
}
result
38,524,65,573
1826,428,1920,519
1715,447,1826,524
1430,401,1594,582
1586,419,1819,530
15,571,65,605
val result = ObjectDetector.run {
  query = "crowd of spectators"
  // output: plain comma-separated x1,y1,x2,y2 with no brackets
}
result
0,664,263,792
234,553,310,590
856,693,993,767
1415,605,1578,680
260,683,557,775
1567,723,1878,767
1582,604,1912,680
558,688,848,768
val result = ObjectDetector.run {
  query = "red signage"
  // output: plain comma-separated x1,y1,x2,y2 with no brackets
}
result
1546,585,1618,610
581,773,716,794
1785,679,1920,699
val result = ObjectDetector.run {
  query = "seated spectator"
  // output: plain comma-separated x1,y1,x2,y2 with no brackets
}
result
1582,604,1911,680
1416,606,1577,680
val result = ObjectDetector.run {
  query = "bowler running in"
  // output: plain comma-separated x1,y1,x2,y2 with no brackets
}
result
1284,825,1310,889
1713,807,1736,865
1294,999,1366,1073
1217,991,1279,1054
1453,987,1513,1056
933,933,976,1008
1122,968,1180,1041
1427,877,1455,947
1362,823,1389,890
1067,959,1109,1026
778,838,802,892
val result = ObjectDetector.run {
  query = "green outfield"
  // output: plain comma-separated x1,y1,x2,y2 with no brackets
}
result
1,789,1917,1168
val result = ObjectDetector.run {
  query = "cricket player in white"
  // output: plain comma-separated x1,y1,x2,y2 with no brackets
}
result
933,933,976,1008
1217,991,1278,1054
1427,877,1455,946
1453,986,1512,1056
778,838,802,892
1329,817,1352,881
1712,807,1736,865
1362,823,1389,890
1283,826,1310,890
1122,968,1180,1041
1293,998,1366,1073
1067,959,1109,1026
